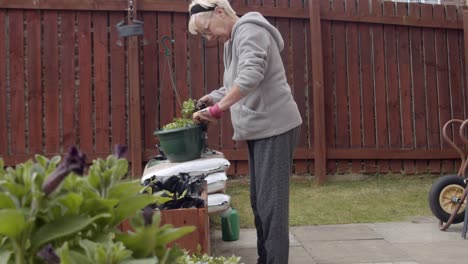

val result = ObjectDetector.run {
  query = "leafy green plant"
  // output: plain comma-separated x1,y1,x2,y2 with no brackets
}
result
162,99,197,130
178,249,242,264
0,146,194,263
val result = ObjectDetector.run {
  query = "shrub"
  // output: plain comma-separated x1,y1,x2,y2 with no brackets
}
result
0,146,194,264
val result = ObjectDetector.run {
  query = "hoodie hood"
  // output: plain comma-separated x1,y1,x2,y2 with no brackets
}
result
231,12,284,51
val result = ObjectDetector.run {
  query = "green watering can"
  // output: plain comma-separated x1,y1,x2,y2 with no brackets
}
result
221,207,240,241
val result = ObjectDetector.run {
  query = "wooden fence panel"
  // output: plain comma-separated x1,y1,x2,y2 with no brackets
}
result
94,12,111,153
44,11,60,154
321,0,337,174
332,0,351,174
276,0,291,88
230,0,241,14
372,3,390,174
174,0,189,116
60,11,78,151
0,1,467,180
359,0,377,174
452,9,466,172
204,40,220,150
9,10,26,156
142,12,158,152
421,4,440,173
291,0,308,174
0,10,6,156
346,0,362,174
110,12,128,148
408,3,427,174
78,12,94,154
434,5,453,174
460,8,468,123
383,1,402,174
396,2,415,175
26,10,43,155
188,35,203,99
232,0,250,176
443,6,463,172
217,15,235,176
158,13,174,131
305,0,315,174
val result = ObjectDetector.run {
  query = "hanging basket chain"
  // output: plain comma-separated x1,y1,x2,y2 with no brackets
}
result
161,36,183,110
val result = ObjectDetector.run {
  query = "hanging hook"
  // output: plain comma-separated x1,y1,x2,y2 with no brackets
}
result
161,36,174,57
159,36,182,109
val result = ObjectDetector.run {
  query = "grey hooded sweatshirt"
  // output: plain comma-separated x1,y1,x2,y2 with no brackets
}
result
209,12,302,141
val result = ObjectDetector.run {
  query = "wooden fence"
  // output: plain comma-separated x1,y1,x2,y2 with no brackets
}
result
0,0,467,182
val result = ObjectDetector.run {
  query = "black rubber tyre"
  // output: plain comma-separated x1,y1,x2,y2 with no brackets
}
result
429,175,467,224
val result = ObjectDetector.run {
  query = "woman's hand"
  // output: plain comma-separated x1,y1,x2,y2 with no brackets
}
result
193,107,217,124
195,95,214,110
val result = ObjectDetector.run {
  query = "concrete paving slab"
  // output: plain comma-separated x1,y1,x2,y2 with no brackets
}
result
215,247,258,264
394,241,468,264
289,246,318,264
339,262,419,264
214,246,318,264
291,224,383,242
368,222,465,243
302,240,414,264
211,221,468,263
211,228,300,250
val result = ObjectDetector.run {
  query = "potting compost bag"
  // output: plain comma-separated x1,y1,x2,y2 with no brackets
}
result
205,172,228,194
207,193,231,215
141,157,230,184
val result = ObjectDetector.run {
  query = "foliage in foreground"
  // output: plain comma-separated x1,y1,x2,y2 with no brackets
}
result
0,146,194,263
178,248,241,264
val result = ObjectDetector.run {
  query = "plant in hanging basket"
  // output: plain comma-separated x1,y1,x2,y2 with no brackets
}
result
155,99,206,163
161,99,196,130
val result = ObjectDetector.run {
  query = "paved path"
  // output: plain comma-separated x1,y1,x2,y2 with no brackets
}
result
211,217,468,264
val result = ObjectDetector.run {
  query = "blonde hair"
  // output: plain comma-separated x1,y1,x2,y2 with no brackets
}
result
188,0,237,35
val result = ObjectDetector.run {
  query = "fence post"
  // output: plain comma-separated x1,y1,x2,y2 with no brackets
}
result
128,0,143,177
308,0,327,184
464,9,468,90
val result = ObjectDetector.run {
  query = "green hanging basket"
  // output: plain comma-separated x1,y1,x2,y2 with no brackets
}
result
154,125,205,163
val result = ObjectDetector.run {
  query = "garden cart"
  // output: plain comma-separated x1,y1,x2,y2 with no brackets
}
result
428,118,468,237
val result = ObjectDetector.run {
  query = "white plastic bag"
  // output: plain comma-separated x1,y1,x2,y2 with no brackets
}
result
206,172,228,194
142,158,230,184
207,193,231,215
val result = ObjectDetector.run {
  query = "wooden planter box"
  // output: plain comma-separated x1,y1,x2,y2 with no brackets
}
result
119,187,210,254
160,203,210,254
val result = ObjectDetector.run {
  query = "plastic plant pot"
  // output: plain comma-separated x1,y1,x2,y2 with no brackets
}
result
154,125,205,162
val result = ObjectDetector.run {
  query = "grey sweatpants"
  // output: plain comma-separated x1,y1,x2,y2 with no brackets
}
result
247,126,300,264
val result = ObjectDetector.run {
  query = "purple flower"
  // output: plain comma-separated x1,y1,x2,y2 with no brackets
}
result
37,244,60,264
41,146,86,196
143,205,154,226
114,144,128,159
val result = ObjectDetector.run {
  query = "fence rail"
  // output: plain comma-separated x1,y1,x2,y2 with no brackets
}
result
0,0,467,181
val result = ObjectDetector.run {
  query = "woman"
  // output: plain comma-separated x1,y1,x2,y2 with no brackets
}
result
188,1,302,263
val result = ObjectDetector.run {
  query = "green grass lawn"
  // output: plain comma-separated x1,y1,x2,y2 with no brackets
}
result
212,175,437,228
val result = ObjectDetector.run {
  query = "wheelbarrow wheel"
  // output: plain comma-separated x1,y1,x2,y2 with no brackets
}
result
429,175,467,224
